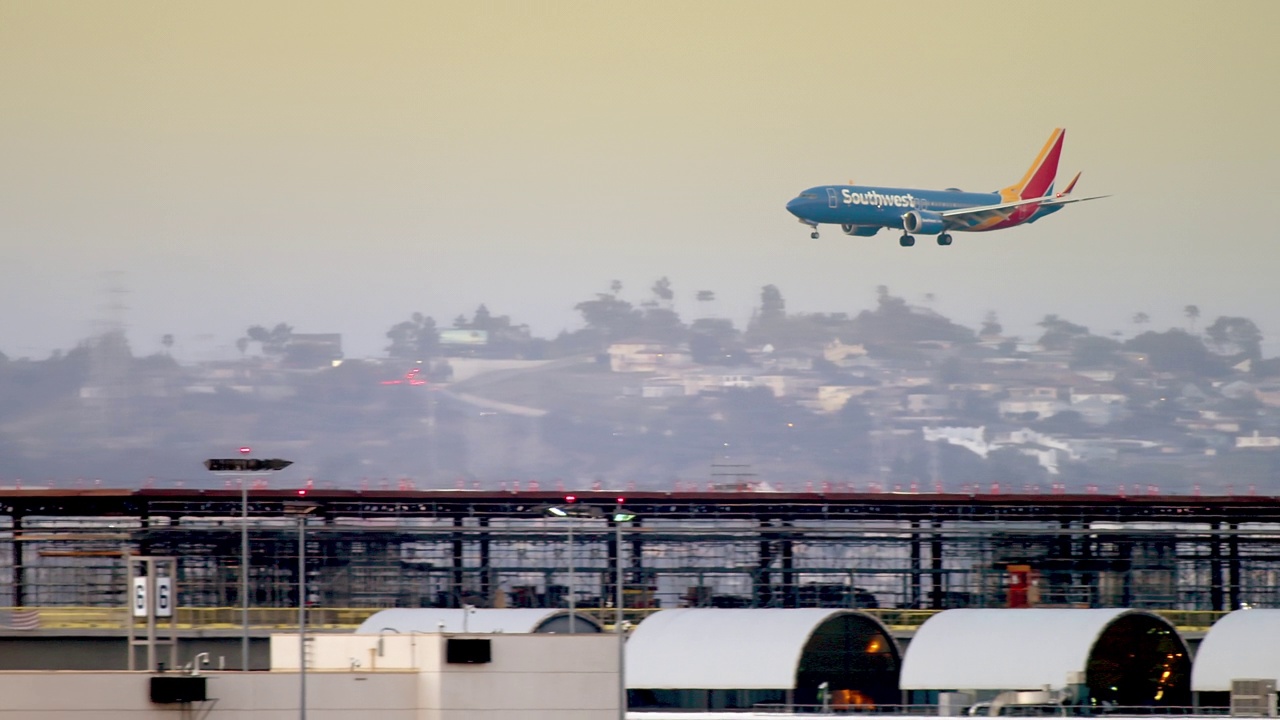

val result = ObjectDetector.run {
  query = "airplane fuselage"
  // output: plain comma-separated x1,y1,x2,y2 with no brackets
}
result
784,129,1100,246
787,185,1003,231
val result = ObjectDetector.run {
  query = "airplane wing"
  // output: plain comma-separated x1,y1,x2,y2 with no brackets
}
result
938,193,1109,230
1036,193,1110,208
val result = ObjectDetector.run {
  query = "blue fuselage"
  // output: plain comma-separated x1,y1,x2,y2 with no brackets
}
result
785,185,1068,235
786,185,998,230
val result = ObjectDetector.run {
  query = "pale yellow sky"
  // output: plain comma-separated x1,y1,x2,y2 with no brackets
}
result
2,1,1278,357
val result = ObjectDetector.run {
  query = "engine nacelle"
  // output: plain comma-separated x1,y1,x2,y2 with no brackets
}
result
841,224,880,237
902,210,945,235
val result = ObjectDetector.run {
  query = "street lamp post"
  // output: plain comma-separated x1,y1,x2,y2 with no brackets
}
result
612,503,636,720
568,517,575,633
240,461,249,672
203,452,293,672
544,497,635,720
284,501,318,720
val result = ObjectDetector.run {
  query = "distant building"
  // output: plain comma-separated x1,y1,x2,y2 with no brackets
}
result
284,333,343,368
1236,431,1280,450
998,398,1067,420
823,340,868,366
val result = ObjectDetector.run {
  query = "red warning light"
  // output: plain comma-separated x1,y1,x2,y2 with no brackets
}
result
565,494,576,503
298,488,307,496
616,497,626,504
239,446,252,455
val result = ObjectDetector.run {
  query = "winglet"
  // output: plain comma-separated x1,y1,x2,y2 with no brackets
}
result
1001,128,1065,201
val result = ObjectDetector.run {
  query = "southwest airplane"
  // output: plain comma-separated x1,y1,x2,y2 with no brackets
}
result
785,128,1105,246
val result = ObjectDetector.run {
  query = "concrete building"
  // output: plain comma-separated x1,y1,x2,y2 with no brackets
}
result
0,630,621,719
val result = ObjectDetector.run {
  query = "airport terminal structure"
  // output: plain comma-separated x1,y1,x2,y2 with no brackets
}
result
3,487,1280,716
3,486,1279,616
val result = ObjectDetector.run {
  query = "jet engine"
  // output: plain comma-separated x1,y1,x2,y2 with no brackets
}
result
902,210,945,235
841,224,880,237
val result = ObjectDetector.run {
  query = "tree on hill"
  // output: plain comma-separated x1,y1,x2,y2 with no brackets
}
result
1124,329,1227,375
846,287,975,345
639,307,686,345
574,293,643,343
1071,335,1123,369
980,311,1003,338
385,313,440,360
759,285,786,324
651,277,674,308
1205,316,1263,361
243,323,293,357
1184,304,1201,332
1036,314,1090,351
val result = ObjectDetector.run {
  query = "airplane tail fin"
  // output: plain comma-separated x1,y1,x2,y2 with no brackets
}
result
1057,171,1081,197
1000,128,1065,201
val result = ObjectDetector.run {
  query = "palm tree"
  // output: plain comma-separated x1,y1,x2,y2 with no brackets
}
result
1184,304,1201,332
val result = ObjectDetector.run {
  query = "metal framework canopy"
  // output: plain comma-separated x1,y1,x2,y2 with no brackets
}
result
900,609,1190,706
627,609,901,711
355,608,602,634
1191,609,1280,693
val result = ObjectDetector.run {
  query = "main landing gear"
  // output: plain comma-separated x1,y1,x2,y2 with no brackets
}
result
810,231,820,239
899,233,915,247
937,233,953,246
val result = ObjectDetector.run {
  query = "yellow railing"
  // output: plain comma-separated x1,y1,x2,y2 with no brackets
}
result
1,606,1231,632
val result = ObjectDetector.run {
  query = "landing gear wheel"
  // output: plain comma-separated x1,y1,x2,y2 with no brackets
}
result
810,231,820,239
899,234,915,247
938,233,953,246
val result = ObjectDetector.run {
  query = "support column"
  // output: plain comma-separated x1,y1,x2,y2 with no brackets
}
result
629,518,644,587
605,519,619,611
451,516,465,608
1119,539,1133,607
756,519,773,608
780,521,795,609
11,514,23,607
1228,522,1241,610
909,520,922,609
930,520,944,609
479,516,491,605
1209,521,1224,612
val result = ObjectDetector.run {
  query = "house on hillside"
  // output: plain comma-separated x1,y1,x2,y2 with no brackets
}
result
1237,431,1280,450
806,384,878,413
607,341,688,373
998,397,1067,420
754,373,819,399
824,340,868,366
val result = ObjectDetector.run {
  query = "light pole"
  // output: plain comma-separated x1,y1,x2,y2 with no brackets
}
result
543,497,636,720
203,451,293,672
545,502,579,633
239,447,250,673
284,501,318,720
612,502,637,720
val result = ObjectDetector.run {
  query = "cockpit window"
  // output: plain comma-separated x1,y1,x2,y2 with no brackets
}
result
799,192,819,199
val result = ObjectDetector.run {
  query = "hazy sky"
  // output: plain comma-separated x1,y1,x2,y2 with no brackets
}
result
2,1,1278,360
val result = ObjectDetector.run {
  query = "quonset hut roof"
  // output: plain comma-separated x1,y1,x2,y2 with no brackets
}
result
900,609,1190,706
354,608,602,634
626,608,899,690
1192,610,1280,692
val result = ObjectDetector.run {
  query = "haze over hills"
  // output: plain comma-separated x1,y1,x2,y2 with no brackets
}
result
1,285,1277,491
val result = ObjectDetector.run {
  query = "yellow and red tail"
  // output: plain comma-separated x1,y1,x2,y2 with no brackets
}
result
1000,128,1065,201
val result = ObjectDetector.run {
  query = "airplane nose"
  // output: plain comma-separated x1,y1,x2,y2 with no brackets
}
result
786,197,803,216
